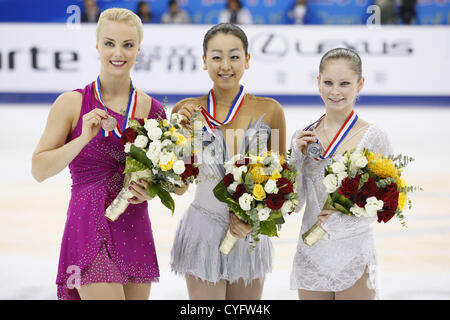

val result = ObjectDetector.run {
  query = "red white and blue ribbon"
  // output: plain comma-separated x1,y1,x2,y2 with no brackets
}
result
93,76,137,139
304,110,358,160
200,85,245,134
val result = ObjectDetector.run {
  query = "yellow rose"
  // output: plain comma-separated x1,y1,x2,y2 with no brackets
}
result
270,171,281,180
250,164,270,184
175,133,188,146
169,126,176,134
397,178,408,211
367,153,398,179
252,184,266,201
162,119,170,127
159,159,174,171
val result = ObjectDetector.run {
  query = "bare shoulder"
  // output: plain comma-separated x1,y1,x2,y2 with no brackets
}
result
136,89,153,118
172,96,207,114
51,91,83,120
246,94,283,112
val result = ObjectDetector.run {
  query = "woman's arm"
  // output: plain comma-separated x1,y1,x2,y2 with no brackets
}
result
31,91,107,182
268,100,287,157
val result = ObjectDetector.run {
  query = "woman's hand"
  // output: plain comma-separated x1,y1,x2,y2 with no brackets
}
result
295,130,317,155
127,179,153,204
80,108,108,144
316,210,335,226
174,183,189,196
229,212,252,239
177,104,203,129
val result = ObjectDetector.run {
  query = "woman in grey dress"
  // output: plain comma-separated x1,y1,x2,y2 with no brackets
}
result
170,23,287,299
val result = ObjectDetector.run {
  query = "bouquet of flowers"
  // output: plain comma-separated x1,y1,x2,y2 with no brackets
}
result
302,148,420,246
105,112,200,222
213,150,299,254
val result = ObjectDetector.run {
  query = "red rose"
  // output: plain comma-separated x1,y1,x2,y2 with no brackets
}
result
137,119,145,126
119,127,138,145
353,192,368,208
377,209,395,223
192,166,199,178
338,175,361,198
180,164,194,182
266,193,286,210
223,173,234,187
277,178,293,195
233,184,247,201
353,177,379,207
377,183,399,211
282,163,290,171
362,178,378,196
235,157,251,168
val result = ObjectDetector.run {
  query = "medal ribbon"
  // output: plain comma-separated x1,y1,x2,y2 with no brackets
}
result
93,76,137,139
199,85,245,133
304,110,358,160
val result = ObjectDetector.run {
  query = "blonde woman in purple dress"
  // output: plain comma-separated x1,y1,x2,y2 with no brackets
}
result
32,8,171,300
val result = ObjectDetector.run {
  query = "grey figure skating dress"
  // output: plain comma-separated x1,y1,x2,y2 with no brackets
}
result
170,116,274,284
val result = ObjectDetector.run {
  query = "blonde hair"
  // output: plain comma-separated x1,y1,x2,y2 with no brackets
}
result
96,8,144,44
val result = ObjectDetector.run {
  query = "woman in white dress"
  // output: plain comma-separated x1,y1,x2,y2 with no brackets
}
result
170,23,286,300
290,48,393,300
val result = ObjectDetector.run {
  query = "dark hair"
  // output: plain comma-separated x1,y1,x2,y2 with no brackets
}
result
227,0,242,9
319,48,362,80
203,23,248,57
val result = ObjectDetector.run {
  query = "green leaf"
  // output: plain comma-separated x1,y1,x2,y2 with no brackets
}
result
244,173,254,192
146,183,175,214
124,157,148,173
129,144,153,169
157,186,175,214
259,219,278,237
270,210,285,225
358,173,369,191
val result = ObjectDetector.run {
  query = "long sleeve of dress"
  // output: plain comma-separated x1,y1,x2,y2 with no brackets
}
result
290,124,393,295
289,129,307,213
321,125,394,237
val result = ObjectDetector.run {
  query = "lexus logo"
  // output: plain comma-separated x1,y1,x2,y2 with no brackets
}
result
250,33,289,63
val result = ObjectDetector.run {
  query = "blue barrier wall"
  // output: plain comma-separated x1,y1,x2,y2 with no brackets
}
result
0,0,449,24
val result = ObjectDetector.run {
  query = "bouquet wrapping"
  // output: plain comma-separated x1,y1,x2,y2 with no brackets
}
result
105,112,200,222
214,150,299,254
302,148,419,246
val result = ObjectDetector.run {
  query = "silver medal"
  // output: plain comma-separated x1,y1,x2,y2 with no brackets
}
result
307,141,322,159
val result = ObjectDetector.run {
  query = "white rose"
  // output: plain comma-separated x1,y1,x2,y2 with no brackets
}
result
134,135,149,149
144,118,159,131
146,140,162,165
337,171,348,183
350,204,367,217
264,179,277,194
331,161,346,174
147,127,163,141
350,153,368,170
238,193,253,211
323,174,339,193
170,113,183,126
232,166,248,182
173,160,186,175
124,142,132,153
225,162,235,174
258,207,271,221
364,196,384,217
281,200,294,216
227,181,239,194
161,139,173,148
159,151,174,165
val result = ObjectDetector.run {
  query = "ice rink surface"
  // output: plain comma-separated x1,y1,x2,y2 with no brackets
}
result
1,103,450,300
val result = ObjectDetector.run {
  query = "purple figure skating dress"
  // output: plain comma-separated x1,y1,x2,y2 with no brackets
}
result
56,82,165,299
